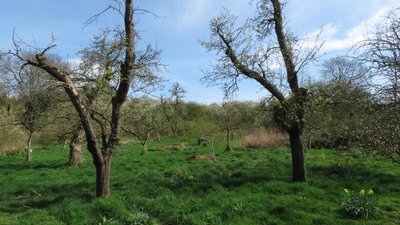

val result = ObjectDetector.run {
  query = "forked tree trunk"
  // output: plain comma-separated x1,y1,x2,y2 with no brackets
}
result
69,128,85,166
95,154,112,197
26,131,33,162
288,130,306,182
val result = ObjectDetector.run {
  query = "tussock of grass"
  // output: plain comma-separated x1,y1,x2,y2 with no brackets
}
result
241,128,287,149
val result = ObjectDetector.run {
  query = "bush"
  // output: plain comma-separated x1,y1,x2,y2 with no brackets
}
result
341,188,379,219
241,129,287,149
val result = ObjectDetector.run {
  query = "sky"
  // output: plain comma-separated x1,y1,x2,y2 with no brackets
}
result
0,0,399,103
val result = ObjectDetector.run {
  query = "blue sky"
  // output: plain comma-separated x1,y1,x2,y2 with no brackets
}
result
1,0,398,103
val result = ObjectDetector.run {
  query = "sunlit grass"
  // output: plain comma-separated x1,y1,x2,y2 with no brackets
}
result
0,138,399,224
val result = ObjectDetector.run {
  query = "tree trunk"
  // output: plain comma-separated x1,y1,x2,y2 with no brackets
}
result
26,131,33,162
225,128,232,152
63,139,68,150
95,154,112,197
69,128,85,166
141,142,148,155
288,130,306,182
141,133,150,155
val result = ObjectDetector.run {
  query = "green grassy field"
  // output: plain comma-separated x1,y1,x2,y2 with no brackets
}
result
0,138,399,225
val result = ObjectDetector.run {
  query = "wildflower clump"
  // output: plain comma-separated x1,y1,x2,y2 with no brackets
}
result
341,188,379,219
331,158,354,179
168,168,194,188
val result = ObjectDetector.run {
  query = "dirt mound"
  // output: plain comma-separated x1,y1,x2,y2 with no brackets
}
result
160,143,189,151
186,154,216,161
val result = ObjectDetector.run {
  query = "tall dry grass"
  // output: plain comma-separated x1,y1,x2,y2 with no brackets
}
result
241,128,287,149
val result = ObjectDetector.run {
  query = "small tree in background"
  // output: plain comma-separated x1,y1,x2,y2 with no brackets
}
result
161,82,186,137
122,98,163,155
20,91,53,161
1,54,56,161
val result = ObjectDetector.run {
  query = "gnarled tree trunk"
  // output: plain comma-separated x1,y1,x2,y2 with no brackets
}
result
21,0,136,197
69,127,85,166
95,154,113,197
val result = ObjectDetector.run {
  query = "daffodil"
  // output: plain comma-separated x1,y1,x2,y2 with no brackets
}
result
348,159,352,166
368,189,373,195
360,189,365,196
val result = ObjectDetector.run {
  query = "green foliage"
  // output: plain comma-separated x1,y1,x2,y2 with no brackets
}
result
268,97,304,133
360,105,400,164
341,188,379,219
21,92,53,131
304,80,369,149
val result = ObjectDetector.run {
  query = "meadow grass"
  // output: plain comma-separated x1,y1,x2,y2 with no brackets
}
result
0,138,399,224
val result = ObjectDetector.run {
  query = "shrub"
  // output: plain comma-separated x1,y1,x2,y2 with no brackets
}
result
341,188,379,219
241,129,287,149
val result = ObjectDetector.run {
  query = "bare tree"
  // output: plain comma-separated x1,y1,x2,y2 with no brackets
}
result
9,0,139,197
1,54,56,161
122,98,163,155
202,0,321,181
160,82,186,137
356,7,400,164
321,56,371,88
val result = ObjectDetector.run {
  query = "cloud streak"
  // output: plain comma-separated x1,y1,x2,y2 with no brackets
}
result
302,4,398,53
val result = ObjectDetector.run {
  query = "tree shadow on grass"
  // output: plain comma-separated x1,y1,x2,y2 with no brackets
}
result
2,181,93,213
188,167,290,195
309,164,400,189
0,161,68,171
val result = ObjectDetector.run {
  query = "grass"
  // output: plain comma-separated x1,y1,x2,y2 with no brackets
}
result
0,138,399,224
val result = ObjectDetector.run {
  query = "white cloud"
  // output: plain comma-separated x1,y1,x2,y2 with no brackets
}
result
301,4,397,53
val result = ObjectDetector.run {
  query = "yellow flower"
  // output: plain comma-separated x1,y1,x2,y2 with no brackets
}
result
344,188,349,193
360,189,365,196
368,189,374,195
348,160,352,166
